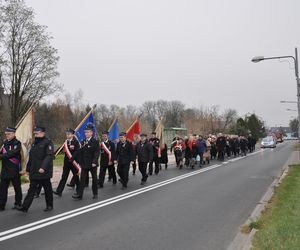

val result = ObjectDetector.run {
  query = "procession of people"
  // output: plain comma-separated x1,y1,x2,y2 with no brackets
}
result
0,124,257,213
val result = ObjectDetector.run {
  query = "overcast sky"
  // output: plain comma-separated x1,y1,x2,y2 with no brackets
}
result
25,0,300,127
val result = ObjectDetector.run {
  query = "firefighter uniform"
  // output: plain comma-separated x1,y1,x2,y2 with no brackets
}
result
20,127,54,212
0,127,22,211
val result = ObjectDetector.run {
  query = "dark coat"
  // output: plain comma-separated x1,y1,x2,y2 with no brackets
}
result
80,137,100,169
160,144,169,164
216,137,226,151
0,137,22,179
136,140,153,163
64,138,81,164
26,137,54,180
100,140,116,166
149,137,160,158
116,140,134,165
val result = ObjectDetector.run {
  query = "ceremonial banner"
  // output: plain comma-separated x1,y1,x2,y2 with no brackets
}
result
75,112,98,144
55,106,97,156
155,119,165,149
15,106,34,171
126,119,140,142
108,118,119,142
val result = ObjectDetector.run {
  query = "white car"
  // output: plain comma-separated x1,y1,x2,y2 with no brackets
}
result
261,136,277,148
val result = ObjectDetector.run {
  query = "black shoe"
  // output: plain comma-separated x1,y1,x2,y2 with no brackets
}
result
17,207,28,213
112,181,117,185
44,206,53,212
0,207,5,212
92,195,98,199
67,184,75,188
72,194,82,200
121,186,127,190
140,181,146,185
34,194,39,198
98,184,103,189
148,172,153,176
107,179,112,182
12,205,22,210
53,191,62,197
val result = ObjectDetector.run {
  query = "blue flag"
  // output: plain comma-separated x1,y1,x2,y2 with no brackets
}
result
75,112,98,144
109,119,119,142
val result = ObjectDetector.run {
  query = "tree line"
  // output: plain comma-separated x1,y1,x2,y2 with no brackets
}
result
32,90,266,144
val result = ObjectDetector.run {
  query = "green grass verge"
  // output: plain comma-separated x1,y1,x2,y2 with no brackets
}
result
252,165,300,250
294,143,300,151
53,153,64,167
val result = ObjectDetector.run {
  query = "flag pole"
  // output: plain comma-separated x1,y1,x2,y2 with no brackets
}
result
54,104,97,157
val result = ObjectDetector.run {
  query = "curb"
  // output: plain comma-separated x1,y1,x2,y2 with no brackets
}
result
227,149,299,250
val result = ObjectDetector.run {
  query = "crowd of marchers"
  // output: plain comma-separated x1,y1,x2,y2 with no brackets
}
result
0,125,256,213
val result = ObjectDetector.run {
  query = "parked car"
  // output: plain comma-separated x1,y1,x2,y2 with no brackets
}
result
261,136,277,148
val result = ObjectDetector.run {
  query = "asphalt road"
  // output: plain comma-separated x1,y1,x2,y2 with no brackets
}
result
0,142,294,250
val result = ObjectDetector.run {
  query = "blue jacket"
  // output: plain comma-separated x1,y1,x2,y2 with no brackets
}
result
197,139,207,153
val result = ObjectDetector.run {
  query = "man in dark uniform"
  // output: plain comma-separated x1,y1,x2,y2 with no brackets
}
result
19,126,54,212
136,134,153,185
73,124,99,200
115,132,134,190
148,132,160,175
98,131,116,188
53,129,81,197
0,127,22,211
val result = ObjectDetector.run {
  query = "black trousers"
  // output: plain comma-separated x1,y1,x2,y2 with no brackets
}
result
69,174,89,187
78,167,98,197
56,163,80,194
98,164,116,186
149,157,160,174
22,179,53,210
117,163,130,187
132,160,137,174
138,162,148,182
0,177,22,208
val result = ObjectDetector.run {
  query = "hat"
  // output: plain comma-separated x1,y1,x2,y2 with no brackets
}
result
102,131,109,135
66,128,75,134
140,133,147,137
5,127,16,133
84,124,94,131
34,126,46,133
119,132,126,137
151,132,156,135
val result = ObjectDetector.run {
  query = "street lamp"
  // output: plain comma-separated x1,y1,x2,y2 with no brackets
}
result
252,48,300,141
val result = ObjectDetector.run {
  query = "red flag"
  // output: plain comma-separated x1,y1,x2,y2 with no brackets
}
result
126,119,141,142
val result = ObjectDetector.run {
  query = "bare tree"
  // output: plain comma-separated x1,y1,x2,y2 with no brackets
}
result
142,101,158,130
222,108,238,132
0,0,61,125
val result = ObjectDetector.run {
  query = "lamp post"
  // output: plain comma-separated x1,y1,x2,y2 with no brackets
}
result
252,48,300,141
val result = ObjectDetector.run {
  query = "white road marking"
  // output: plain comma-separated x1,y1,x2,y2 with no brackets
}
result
0,148,266,242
